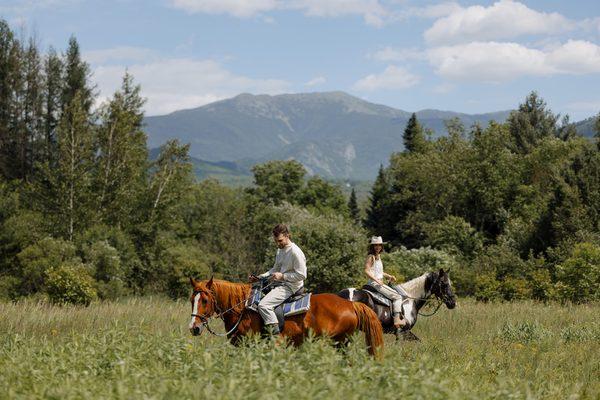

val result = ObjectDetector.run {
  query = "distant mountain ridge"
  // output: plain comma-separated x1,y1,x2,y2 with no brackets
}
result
143,92,588,180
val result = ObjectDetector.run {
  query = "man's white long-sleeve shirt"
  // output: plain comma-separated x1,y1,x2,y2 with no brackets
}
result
259,242,307,291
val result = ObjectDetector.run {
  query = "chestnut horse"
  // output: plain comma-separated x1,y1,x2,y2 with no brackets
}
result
188,277,384,357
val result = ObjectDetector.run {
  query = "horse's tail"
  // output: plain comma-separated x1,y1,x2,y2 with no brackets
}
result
352,302,384,359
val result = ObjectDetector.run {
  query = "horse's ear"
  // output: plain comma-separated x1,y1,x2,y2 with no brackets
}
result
206,276,214,289
189,277,197,287
439,268,445,276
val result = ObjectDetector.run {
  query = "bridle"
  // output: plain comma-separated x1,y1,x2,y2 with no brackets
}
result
398,273,455,317
190,288,248,337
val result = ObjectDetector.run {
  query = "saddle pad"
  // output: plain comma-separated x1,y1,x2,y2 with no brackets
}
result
362,289,391,307
246,288,312,317
281,293,311,317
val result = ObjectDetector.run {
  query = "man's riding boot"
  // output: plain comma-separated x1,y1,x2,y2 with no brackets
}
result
263,323,280,337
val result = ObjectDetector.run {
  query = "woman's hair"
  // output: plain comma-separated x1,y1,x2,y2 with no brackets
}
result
368,243,384,256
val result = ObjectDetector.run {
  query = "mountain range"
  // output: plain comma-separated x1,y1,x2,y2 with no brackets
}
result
143,91,594,181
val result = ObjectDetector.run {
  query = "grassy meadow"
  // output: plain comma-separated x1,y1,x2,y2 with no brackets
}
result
0,298,598,400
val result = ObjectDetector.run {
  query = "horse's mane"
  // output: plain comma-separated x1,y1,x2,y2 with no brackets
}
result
399,273,430,298
208,279,252,311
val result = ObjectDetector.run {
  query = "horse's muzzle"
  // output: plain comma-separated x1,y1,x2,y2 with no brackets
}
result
190,325,203,336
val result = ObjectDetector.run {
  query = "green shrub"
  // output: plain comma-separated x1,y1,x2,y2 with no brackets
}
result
555,242,600,303
45,263,97,305
382,246,458,281
17,237,79,294
499,276,532,300
528,269,556,301
474,273,502,302
160,243,211,299
0,275,20,301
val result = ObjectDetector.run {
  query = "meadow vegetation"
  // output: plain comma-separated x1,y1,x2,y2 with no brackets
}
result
1,298,598,399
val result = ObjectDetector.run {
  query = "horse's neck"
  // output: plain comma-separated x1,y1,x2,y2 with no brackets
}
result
400,273,431,299
212,280,251,311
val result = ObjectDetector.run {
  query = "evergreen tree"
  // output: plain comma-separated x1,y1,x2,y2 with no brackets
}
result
403,113,427,153
595,113,600,151
364,165,389,235
348,187,360,224
22,38,45,177
96,72,148,229
61,36,94,115
42,47,63,164
0,21,23,180
508,91,559,153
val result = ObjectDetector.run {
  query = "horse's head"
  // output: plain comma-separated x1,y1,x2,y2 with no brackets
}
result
188,277,217,336
432,268,456,309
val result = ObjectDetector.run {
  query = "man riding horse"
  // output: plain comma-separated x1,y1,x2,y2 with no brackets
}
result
249,223,307,337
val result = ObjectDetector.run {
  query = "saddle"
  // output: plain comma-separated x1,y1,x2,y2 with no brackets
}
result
361,284,408,308
246,284,312,332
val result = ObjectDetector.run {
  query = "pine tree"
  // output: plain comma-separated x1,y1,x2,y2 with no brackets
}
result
96,72,148,228
595,113,600,151
508,91,559,154
348,187,360,224
22,38,45,177
0,20,23,180
61,36,94,115
403,113,427,153
364,165,389,234
42,47,63,164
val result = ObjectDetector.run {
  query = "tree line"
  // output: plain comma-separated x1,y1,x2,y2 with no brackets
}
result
0,22,598,304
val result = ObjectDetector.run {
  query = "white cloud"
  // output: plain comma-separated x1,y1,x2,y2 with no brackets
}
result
353,65,419,91
93,58,290,115
169,0,390,26
305,76,326,87
425,0,575,45
170,0,277,18
369,46,425,62
427,40,600,82
546,40,600,75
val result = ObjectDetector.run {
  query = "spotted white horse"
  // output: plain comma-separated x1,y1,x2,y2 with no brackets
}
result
338,268,456,341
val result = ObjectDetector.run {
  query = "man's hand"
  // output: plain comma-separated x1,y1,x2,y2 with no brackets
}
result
388,275,397,282
272,272,284,281
248,274,259,283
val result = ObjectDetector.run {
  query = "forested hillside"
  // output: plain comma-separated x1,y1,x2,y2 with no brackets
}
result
0,22,599,304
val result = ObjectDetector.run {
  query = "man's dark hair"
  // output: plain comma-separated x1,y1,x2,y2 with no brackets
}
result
272,223,290,237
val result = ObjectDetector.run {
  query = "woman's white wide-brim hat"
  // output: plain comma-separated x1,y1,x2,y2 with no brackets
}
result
369,236,387,245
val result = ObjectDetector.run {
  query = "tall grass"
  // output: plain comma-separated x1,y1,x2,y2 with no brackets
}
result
1,298,598,399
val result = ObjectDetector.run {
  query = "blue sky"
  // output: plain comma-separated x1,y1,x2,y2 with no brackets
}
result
3,0,600,119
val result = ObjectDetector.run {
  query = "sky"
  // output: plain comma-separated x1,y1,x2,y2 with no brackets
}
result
2,0,600,120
